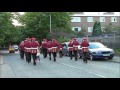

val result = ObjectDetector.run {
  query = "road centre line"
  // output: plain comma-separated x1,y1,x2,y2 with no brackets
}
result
58,62,108,78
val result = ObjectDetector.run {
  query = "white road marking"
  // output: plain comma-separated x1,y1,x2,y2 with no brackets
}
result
58,62,108,78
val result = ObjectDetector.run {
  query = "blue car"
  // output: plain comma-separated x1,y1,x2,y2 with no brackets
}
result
79,42,114,60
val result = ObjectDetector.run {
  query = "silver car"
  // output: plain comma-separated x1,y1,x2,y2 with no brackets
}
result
79,42,114,60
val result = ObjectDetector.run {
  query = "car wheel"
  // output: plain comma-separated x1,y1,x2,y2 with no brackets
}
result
90,54,94,61
109,57,113,59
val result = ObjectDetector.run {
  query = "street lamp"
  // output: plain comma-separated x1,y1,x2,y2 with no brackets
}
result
42,14,52,33
49,14,52,33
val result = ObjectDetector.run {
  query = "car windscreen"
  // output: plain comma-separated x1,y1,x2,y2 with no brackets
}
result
89,43,105,49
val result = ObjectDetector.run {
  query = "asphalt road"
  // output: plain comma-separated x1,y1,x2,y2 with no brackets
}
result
0,50,120,78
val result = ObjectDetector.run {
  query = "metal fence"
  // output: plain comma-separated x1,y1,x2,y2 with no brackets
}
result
77,35,120,49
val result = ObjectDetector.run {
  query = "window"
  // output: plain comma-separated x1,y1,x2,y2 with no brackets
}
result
101,27,105,32
87,17,93,22
72,27,81,32
71,17,81,22
111,17,117,22
88,27,93,32
100,17,105,22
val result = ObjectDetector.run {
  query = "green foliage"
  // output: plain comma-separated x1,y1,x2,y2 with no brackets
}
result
92,21,102,36
0,12,17,46
17,12,73,43
56,36,70,43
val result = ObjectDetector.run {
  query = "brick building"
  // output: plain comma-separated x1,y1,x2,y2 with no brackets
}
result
70,12,120,36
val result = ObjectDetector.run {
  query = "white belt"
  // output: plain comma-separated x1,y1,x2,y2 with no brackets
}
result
68,47,73,49
82,47,88,49
73,45,78,47
26,48,38,49
52,47,57,49
48,48,52,50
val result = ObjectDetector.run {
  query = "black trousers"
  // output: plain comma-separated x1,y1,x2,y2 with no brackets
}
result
52,52,57,61
32,53,37,65
83,52,87,63
48,52,51,60
73,50,78,60
69,51,73,59
42,48,47,58
25,52,27,61
26,52,31,63
59,51,62,57
20,50,24,59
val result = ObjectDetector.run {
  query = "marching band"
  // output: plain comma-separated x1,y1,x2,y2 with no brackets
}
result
18,37,89,66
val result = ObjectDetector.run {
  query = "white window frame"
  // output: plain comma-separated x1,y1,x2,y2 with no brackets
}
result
100,17,105,22
88,27,93,32
72,27,81,32
87,17,93,22
71,17,81,22
101,27,105,32
111,17,117,22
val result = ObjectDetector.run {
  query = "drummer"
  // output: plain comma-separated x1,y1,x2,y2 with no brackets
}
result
24,38,31,63
31,37,40,65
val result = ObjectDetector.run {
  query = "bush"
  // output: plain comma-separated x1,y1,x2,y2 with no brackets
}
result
56,36,70,43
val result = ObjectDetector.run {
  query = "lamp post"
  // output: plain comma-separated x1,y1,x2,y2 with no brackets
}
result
42,14,52,33
49,14,52,33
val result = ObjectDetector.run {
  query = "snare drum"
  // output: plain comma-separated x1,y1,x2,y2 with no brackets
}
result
52,47,57,52
68,47,73,51
73,45,78,50
59,48,62,51
30,48,38,53
26,48,31,52
48,48,52,52
82,47,89,52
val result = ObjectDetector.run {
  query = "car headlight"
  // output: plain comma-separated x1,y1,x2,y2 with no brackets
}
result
92,52,97,54
110,50,114,54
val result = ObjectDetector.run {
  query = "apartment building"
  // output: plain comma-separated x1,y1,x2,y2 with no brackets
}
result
70,12,120,36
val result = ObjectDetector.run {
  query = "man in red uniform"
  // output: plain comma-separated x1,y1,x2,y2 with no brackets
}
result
51,39,58,62
31,37,40,65
68,40,73,60
46,41,52,60
18,41,25,60
58,42,63,58
24,38,31,63
81,38,89,63
72,38,79,61
41,39,47,58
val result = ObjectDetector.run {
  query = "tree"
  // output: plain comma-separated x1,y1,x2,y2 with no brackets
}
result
17,12,73,43
92,21,102,36
0,12,17,47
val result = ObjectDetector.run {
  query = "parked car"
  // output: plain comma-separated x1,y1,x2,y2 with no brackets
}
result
79,42,114,60
62,42,81,56
9,45,15,53
13,45,18,51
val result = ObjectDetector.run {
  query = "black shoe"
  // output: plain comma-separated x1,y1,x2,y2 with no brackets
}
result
54,59,56,62
33,61,36,65
49,57,51,60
